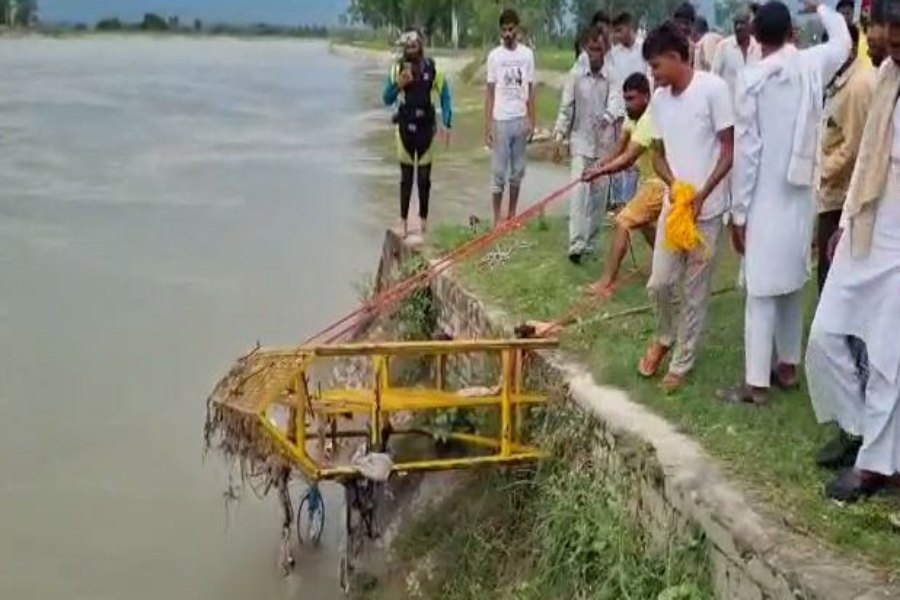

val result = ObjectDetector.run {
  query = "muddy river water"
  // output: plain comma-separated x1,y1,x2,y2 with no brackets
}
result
0,37,566,599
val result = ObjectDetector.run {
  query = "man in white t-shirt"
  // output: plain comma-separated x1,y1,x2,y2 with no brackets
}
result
610,12,648,82
609,11,649,210
484,8,536,227
637,22,735,392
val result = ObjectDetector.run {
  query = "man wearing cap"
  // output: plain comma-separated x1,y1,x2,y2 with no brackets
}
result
383,30,453,238
806,0,900,502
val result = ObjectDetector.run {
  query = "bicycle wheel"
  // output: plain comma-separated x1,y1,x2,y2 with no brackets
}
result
297,486,325,547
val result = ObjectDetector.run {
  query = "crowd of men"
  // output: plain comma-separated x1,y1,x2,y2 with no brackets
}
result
384,0,900,504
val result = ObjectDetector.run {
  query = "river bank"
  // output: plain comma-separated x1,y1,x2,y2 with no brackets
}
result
340,228,900,599
333,38,900,599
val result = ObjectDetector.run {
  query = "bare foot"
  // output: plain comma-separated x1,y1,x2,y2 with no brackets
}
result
597,282,617,298
401,220,409,239
585,279,616,298
420,219,428,234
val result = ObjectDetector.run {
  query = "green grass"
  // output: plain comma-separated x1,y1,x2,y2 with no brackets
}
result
534,83,560,127
358,404,711,599
537,46,577,72
428,216,900,575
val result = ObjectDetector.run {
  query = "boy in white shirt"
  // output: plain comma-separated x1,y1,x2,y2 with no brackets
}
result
638,22,735,392
484,8,536,227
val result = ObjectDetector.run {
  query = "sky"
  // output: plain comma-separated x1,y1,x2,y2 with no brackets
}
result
40,0,350,25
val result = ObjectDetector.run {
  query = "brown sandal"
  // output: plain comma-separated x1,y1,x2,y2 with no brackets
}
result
638,343,671,378
771,363,800,390
661,371,687,393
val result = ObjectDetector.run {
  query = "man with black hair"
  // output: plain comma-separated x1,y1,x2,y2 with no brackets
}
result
575,10,612,59
583,72,665,296
592,9,612,27
485,8,535,227
383,30,453,238
712,11,762,99
693,16,724,71
554,24,622,262
611,12,648,79
806,0,900,503
836,0,878,66
837,0,856,24
868,0,888,66
672,3,699,65
636,21,734,391
673,2,697,39
817,23,876,290
722,0,850,406
608,12,649,214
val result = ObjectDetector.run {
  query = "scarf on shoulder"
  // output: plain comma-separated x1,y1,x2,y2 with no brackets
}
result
843,60,900,258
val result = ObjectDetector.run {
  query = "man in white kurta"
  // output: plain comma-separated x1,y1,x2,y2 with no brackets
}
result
712,13,763,100
806,13,900,502
724,1,850,405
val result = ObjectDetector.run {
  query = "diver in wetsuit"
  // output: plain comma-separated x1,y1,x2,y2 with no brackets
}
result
383,30,453,238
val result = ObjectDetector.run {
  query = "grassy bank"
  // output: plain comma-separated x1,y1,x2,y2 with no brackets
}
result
359,403,712,599
426,217,900,574
332,36,575,72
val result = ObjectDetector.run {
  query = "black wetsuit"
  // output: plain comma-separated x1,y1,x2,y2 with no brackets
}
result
396,58,436,221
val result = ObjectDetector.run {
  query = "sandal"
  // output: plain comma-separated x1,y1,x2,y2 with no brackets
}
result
825,468,887,503
771,363,800,390
661,371,687,393
716,384,768,406
638,343,671,378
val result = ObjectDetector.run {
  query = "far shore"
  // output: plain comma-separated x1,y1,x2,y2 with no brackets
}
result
0,27,332,43
329,41,568,88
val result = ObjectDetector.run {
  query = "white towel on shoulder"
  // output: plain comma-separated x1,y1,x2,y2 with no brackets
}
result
736,46,822,189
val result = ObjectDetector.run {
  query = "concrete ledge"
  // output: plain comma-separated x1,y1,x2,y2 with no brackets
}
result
376,229,900,600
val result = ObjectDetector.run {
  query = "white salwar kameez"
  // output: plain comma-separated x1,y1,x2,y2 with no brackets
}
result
732,6,849,388
807,104,900,475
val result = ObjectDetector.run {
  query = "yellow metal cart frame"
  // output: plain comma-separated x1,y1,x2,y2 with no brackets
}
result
207,337,557,591
244,338,558,481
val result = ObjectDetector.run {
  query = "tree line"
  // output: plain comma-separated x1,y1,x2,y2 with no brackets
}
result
2,0,38,27
345,0,690,47
91,14,329,37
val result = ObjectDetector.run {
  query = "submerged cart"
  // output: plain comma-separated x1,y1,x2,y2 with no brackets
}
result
204,337,557,592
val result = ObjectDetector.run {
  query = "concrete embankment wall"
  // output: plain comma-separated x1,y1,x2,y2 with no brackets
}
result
367,228,900,600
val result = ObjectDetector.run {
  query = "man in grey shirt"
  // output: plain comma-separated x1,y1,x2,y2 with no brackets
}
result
554,23,624,262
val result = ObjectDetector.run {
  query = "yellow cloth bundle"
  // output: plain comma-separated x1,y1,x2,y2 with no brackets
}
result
664,181,706,253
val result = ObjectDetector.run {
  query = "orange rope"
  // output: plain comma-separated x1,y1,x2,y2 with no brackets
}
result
537,269,645,337
302,178,584,346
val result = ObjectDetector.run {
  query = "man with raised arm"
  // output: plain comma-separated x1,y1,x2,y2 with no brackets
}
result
720,0,851,406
